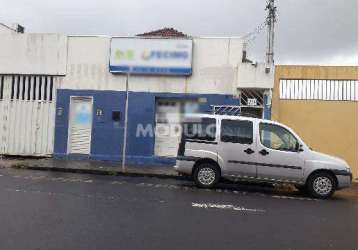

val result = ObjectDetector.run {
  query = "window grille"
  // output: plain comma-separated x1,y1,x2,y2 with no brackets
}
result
0,76,4,100
212,105,241,116
239,89,265,107
280,79,358,101
8,75,55,101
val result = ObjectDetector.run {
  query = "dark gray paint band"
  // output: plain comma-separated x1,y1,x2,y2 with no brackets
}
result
228,160,303,170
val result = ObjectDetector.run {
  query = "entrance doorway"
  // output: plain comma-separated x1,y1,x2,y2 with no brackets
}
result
240,107,263,118
68,97,93,155
239,88,266,118
154,98,199,157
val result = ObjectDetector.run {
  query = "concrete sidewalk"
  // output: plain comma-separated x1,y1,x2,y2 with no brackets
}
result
0,157,182,180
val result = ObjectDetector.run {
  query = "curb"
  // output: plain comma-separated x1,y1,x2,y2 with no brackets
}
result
7,164,358,196
10,164,188,181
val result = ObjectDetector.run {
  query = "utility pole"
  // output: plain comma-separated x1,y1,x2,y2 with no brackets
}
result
122,71,130,172
265,0,277,66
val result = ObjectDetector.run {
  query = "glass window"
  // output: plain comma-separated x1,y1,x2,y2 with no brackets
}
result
183,118,216,142
221,119,253,144
260,123,298,151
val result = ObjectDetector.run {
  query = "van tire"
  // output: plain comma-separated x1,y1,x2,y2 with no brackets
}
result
193,163,220,188
307,172,336,199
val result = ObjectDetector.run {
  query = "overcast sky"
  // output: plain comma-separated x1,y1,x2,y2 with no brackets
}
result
1,0,358,65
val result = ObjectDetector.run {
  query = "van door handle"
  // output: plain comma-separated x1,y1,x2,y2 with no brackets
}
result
244,148,255,155
259,149,269,156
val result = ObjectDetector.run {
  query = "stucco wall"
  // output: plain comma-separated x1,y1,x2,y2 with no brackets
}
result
0,32,272,93
0,33,67,75
272,65,358,180
237,63,274,89
61,36,248,95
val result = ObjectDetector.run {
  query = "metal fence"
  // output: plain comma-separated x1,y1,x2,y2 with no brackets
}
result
279,79,358,101
0,75,58,156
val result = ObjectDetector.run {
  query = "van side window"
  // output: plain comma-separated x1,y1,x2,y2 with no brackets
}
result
183,118,216,142
221,120,253,144
259,123,298,152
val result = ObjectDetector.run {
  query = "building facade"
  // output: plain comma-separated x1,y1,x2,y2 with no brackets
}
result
0,28,274,166
0,31,67,156
272,65,358,180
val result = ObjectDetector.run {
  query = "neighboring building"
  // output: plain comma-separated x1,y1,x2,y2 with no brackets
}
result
0,27,274,166
272,65,358,180
0,31,67,156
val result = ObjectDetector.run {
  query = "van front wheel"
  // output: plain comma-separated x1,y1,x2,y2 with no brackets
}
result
194,163,220,188
307,172,336,199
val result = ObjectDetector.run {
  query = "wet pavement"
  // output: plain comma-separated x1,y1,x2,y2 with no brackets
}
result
0,167,357,250
0,157,179,178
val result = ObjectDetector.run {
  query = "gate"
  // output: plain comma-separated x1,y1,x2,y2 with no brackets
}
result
0,75,58,156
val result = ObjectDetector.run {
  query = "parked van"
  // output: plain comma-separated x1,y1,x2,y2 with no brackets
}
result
174,114,352,199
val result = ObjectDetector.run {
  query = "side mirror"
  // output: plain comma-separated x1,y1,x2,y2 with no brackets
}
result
295,142,304,152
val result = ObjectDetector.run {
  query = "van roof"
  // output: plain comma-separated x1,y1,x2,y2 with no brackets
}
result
183,113,277,124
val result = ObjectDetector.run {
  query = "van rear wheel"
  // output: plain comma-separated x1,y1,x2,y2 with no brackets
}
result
307,172,336,199
193,163,220,188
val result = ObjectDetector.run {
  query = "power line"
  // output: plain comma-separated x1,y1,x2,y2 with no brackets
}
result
243,21,267,47
242,0,278,64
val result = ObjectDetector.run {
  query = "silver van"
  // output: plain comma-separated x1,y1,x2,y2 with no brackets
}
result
174,114,352,199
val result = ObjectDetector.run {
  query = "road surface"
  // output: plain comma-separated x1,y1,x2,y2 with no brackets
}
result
0,168,356,250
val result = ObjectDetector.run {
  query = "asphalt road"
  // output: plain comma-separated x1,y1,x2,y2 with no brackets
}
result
0,168,356,250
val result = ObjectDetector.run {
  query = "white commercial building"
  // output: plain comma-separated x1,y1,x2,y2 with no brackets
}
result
0,26,273,166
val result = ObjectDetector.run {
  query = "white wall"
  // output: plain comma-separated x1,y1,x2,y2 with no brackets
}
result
0,32,273,93
237,63,274,89
0,33,67,75
61,36,250,95
62,36,120,90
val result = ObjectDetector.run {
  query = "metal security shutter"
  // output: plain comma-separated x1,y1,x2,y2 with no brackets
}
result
68,97,93,155
0,75,58,156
